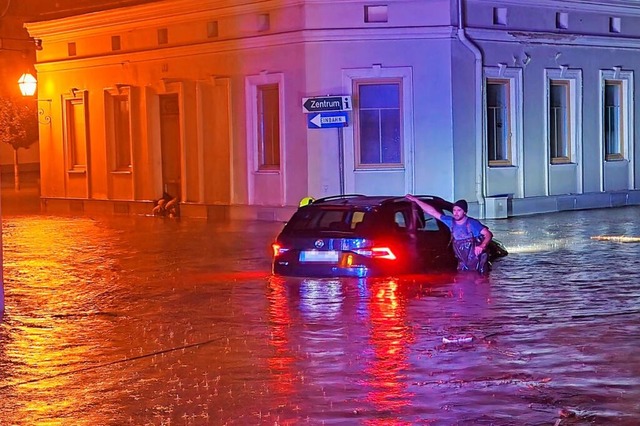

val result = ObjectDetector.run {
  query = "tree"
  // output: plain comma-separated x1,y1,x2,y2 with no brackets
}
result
0,97,39,191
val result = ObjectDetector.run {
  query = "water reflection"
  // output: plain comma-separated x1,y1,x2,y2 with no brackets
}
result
299,278,344,321
363,279,413,421
266,276,296,398
1,217,121,425
264,274,501,424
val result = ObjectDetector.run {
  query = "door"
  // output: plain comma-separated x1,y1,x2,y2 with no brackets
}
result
412,205,456,270
387,203,422,273
159,94,181,199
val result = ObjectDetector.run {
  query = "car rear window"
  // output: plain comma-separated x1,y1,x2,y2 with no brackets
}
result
285,207,377,233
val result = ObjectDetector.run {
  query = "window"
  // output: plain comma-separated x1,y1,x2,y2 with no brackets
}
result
486,80,510,165
113,96,131,169
343,66,413,184
105,88,132,171
545,69,581,165
415,210,440,231
484,67,522,168
257,84,280,169
63,91,89,172
549,80,570,162
68,102,87,169
600,70,633,162
394,210,407,228
355,80,402,166
604,82,622,160
246,73,284,179
287,208,366,232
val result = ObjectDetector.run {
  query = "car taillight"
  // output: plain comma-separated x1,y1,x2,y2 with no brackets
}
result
272,243,289,257
353,247,397,260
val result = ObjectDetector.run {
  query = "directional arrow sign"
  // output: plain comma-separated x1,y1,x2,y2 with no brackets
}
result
307,111,349,129
302,96,352,113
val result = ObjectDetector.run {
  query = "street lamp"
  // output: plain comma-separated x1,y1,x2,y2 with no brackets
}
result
18,72,37,96
17,72,51,125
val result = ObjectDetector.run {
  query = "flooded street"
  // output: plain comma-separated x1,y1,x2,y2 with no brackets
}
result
1,205,639,425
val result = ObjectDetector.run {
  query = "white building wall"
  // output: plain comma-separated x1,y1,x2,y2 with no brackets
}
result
464,0,640,216
23,0,640,219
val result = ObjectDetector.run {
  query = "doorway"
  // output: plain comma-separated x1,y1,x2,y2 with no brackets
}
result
159,94,181,199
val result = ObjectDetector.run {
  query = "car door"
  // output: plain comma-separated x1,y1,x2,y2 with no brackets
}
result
385,203,422,273
412,205,457,270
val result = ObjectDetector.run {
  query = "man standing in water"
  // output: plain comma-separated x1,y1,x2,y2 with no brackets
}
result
406,194,493,274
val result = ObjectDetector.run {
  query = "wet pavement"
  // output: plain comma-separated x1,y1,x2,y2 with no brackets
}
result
1,190,640,425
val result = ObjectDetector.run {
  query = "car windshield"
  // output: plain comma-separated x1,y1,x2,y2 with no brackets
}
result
285,207,378,234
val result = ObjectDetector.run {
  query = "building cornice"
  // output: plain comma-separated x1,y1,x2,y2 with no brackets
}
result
25,0,305,40
468,27,640,49
473,0,640,15
33,26,456,73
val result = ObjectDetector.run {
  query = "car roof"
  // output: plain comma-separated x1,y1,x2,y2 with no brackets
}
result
306,194,453,210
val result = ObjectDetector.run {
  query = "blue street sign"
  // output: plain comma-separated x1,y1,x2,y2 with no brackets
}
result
307,111,349,129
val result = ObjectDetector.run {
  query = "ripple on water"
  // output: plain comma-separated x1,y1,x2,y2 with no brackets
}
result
2,209,640,424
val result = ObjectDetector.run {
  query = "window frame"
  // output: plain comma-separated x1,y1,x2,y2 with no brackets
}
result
62,89,90,174
544,68,582,166
353,78,404,169
104,86,133,173
245,73,285,174
603,81,623,161
549,80,571,164
256,83,280,170
484,66,522,169
341,66,414,194
485,79,512,166
600,69,633,163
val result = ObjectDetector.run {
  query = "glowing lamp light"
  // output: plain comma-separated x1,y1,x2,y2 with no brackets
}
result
18,73,37,97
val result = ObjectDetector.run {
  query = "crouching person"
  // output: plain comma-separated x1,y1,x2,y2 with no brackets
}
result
406,195,493,274
152,192,180,218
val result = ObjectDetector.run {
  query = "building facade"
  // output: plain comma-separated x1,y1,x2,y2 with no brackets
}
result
25,0,640,220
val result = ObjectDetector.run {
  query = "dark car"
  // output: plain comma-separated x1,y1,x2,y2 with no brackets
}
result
272,194,508,277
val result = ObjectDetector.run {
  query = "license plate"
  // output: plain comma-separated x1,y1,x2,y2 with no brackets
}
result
299,250,339,263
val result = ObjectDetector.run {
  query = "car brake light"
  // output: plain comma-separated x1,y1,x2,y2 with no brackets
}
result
353,247,397,260
272,243,289,257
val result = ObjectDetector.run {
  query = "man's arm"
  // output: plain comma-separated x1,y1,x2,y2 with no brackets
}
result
405,194,443,220
476,227,493,254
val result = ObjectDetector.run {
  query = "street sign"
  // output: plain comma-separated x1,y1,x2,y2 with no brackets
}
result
307,111,349,129
302,96,352,113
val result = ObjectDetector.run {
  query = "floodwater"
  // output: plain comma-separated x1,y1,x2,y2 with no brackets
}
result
1,206,640,425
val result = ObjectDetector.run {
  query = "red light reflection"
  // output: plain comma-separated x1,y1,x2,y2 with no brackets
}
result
266,276,296,397
364,279,414,419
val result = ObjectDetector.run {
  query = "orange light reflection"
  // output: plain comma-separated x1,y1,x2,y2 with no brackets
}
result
2,217,121,424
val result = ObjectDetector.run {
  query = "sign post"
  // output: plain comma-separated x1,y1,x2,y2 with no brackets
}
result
337,129,345,195
0,171,4,318
303,96,352,195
